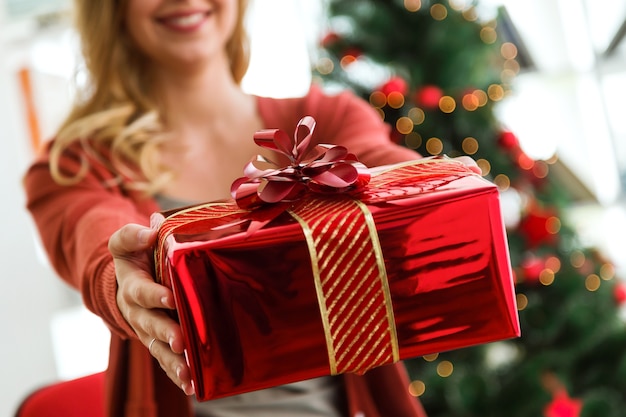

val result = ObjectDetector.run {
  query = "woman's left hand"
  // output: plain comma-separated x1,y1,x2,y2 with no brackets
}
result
109,213,194,396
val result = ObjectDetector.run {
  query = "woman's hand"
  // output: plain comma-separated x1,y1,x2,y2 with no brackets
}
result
108,213,194,396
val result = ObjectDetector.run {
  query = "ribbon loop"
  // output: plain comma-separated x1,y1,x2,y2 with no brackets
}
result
231,116,371,209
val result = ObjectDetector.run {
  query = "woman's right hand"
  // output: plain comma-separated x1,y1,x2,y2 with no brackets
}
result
108,213,194,396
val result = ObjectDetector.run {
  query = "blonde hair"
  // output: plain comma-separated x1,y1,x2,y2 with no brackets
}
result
50,0,250,193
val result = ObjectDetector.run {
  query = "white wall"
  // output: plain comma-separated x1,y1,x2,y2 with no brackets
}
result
0,28,81,417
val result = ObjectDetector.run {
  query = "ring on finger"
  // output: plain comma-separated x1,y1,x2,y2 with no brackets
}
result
148,337,158,354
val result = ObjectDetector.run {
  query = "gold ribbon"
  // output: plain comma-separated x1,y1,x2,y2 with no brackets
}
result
289,196,399,375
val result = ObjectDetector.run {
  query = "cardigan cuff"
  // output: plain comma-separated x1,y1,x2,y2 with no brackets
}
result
98,260,138,339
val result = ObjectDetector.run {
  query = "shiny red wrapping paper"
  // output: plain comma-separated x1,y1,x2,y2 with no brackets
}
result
155,160,520,401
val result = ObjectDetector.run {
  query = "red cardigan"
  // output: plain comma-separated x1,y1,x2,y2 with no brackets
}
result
24,85,427,417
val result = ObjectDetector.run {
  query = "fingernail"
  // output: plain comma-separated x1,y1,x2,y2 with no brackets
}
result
150,213,159,228
176,365,182,379
138,229,151,245
169,336,175,349
181,382,195,396
161,296,173,309
150,213,164,229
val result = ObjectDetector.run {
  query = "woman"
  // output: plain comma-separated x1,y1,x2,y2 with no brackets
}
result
24,0,439,416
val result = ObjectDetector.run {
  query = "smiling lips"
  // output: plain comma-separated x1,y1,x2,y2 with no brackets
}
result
158,11,210,32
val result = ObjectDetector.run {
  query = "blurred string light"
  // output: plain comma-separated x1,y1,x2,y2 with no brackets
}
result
407,354,455,397
430,4,448,20
404,0,422,12
426,138,444,155
408,380,426,396
585,274,601,292
516,293,528,310
438,96,456,113
437,360,454,377
480,26,497,44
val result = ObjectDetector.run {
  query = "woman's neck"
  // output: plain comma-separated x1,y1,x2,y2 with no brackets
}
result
151,57,252,131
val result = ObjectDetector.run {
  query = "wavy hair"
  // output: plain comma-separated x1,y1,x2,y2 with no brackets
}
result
50,0,250,193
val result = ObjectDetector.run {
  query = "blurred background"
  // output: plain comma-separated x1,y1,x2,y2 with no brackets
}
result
2,0,625,416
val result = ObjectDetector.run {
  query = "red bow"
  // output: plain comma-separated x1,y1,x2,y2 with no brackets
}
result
231,116,371,209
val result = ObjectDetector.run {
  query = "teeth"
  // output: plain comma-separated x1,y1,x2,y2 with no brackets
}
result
167,12,204,27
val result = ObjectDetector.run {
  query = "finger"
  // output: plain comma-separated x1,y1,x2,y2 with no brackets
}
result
119,274,176,313
150,212,166,229
108,223,158,256
138,309,183,351
151,339,195,395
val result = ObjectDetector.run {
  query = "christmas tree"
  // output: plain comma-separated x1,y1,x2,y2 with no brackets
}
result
313,1,626,416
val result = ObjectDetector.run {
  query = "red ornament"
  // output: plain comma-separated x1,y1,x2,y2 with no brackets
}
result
321,31,340,47
413,85,443,110
342,47,362,60
380,76,409,97
516,151,535,171
518,204,559,249
614,282,626,305
519,255,545,284
498,130,520,150
544,389,582,417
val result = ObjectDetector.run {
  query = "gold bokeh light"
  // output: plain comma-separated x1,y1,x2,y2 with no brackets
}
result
546,216,561,235
480,26,497,44
426,137,444,155
585,274,601,292
423,353,439,362
408,107,425,125
388,91,405,109
473,89,488,106
340,55,357,68
369,91,387,108
494,174,510,191
462,93,479,111
405,132,422,149
600,263,615,280
462,7,478,21
437,361,454,377
570,250,586,268
315,57,334,75
396,117,414,135
501,42,518,60
488,84,505,101
462,137,479,155
404,0,421,12
476,158,490,176
431,4,448,20
504,59,521,74
439,96,456,113
408,380,426,396
539,269,555,286
545,256,561,274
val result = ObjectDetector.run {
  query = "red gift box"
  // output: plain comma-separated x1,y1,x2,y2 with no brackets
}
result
155,159,520,401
